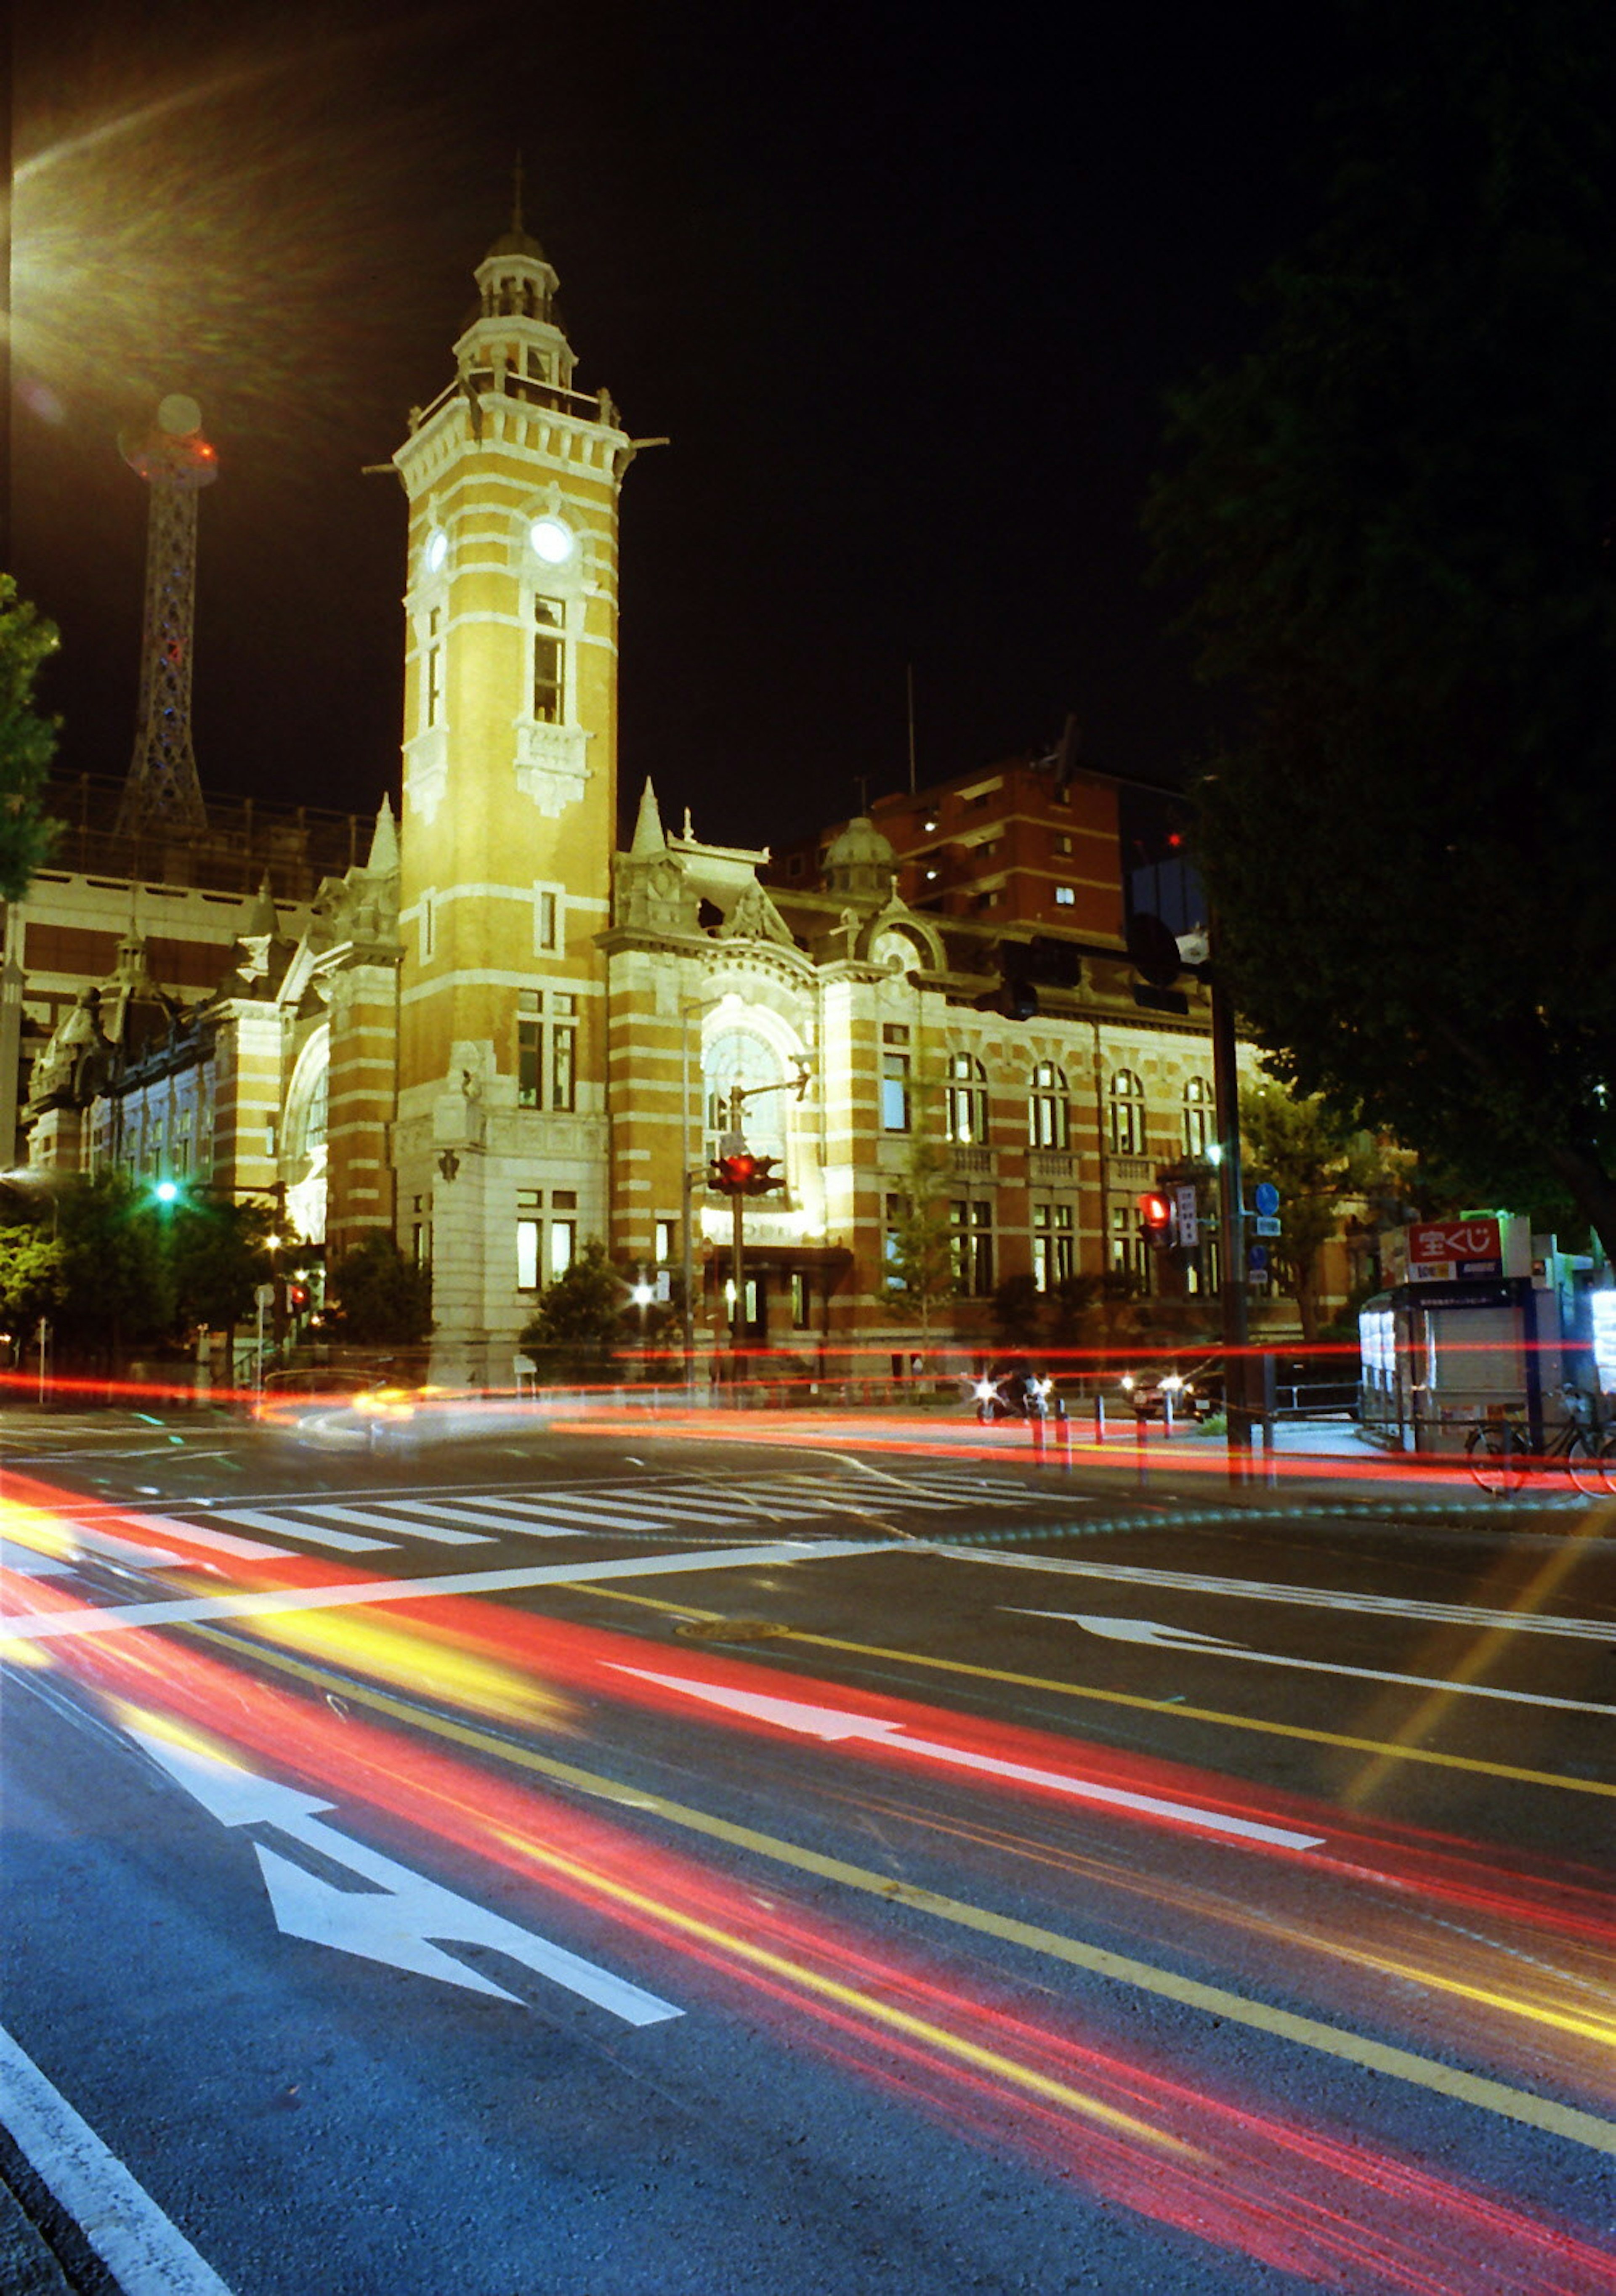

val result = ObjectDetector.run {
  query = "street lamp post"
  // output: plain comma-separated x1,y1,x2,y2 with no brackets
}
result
680,995,735,1394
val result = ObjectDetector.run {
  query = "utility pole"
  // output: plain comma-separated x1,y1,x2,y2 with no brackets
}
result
1209,951,1251,1471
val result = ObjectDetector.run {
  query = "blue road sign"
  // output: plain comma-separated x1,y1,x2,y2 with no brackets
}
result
1253,1180,1280,1218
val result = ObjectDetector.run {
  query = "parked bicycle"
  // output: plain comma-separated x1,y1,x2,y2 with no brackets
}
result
1464,1386,1616,1495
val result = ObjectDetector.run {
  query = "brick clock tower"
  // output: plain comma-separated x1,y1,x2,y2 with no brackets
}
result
392,207,634,1379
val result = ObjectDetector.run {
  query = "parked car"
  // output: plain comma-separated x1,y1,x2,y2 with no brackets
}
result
1116,1362,1223,1420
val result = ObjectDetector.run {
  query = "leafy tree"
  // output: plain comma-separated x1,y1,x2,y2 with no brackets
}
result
0,1224,69,1342
1240,1079,1385,1341
0,577,63,899
166,1193,277,1333
1146,0,1616,1257
881,1133,957,1332
518,1238,627,1348
50,1171,174,1357
325,1231,433,1345
990,1271,1043,1350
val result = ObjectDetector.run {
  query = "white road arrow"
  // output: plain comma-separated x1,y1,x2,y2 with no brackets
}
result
1008,1610,1616,1717
130,1731,680,2026
606,1665,1323,1852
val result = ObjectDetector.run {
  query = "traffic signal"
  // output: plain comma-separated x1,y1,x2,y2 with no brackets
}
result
1137,1190,1175,1246
710,1153,785,1198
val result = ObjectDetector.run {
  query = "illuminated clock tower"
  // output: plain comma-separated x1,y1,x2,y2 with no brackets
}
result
392,204,634,1379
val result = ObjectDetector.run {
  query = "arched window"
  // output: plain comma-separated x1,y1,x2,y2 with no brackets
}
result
1183,1075,1213,1157
704,1027,787,1161
945,1052,989,1144
1110,1069,1145,1156
1028,1062,1070,1150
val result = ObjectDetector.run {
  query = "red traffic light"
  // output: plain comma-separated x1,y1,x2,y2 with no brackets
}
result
710,1152,785,1197
1137,1190,1174,1242
711,1153,757,1195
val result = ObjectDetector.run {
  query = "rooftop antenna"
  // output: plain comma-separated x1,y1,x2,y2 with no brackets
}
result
116,394,215,836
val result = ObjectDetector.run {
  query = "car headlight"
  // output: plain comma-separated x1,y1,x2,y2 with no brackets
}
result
973,1380,996,1401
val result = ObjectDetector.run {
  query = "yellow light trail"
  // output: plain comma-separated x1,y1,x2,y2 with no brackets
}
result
181,1622,1616,2159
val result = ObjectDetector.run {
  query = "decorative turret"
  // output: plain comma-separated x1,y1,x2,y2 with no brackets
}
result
454,164,578,408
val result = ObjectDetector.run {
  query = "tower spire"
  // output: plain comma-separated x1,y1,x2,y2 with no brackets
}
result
117,393,215,836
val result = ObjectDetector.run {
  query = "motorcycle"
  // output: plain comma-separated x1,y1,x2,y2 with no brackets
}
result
972,1368,1054,1423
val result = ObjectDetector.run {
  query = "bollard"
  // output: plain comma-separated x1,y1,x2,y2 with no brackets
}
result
1055,1399,1071,1472
1031,1409,1046,1466
1136,1410,1148,1486
1093,1390,1105,1446
1163,1391,1174,1441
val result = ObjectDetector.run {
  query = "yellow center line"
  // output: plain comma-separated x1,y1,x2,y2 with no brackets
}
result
571,1581,1616,1800
181,1622,1616,2159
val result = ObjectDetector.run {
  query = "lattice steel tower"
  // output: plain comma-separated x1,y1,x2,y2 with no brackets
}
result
117,393,216,835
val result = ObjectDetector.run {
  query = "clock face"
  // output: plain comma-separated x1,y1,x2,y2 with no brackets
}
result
424,528,448,574
529,515,574,565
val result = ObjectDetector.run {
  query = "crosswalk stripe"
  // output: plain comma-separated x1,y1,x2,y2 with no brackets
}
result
125,1511,294,1561
210,1508,393,1554
312,1504,487,1547
381,1500,582,1539
415,1494,675,1534
0,1540,76,1577
570,1490,785,1525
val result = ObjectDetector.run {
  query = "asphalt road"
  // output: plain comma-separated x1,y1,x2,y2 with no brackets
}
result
3,1397,1614,2295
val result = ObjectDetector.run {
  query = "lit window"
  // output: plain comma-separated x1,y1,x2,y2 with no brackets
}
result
949,1200,994,1295
550,993,577,1111
424,608,441,729
881,1051,911,1133
945,1052,988,1145
1028,1062,1069,1150
1110,1070,1145,1156
1054,886,1076,906
654,1219,674,1264
1032,1202,1075,1290
516,1220,540,1290
533,598,564,722
1183,1075,1213,1157
517,992,541,1108
548,1220,576,1278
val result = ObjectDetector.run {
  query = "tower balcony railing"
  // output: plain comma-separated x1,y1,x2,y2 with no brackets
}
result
1027,1149,1077,1186
411,369,615,435
947,1143,996,1180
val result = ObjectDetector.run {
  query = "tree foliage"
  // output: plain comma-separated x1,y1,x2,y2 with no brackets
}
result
518,1238,627,1351
1146,0,1616,1257
0,577,63,900
325,1231,433,1345
50,1171,175,1354
881,1133,957,1330
1240,1080,1385,1341
166,1193,278,1332
0,1226,69,1340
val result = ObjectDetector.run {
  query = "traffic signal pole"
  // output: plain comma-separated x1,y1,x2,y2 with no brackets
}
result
1209,954,1252,1473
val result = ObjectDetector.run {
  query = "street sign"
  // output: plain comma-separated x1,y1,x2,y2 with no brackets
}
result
1253,1180,1280,1218
1247,1244,1269,1274
1254,1214,1282,1237
1173,1183,1199,1248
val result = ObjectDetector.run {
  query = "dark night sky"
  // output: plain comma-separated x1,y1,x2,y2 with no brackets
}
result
10,2,1352,853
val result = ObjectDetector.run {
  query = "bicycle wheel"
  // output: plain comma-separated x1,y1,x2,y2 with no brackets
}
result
1565,1430,1608,1495
1466,1423,1526,1495
1597,1431,1616,1494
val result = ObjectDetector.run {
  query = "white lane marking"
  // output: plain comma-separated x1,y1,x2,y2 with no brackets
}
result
607,1664,1325,1853
132,1733,680,2026
1010,1609,1616,1718
0,1540,893,1643
311,1503,487,1547
0,1539,75,1577
0,2020,234,2295
940,1546,1615,1643
207,1507,392,1554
